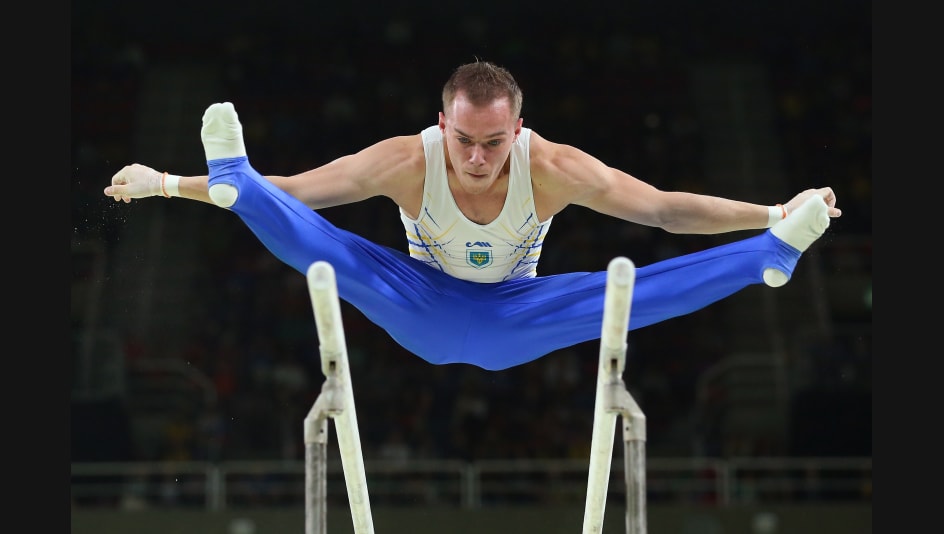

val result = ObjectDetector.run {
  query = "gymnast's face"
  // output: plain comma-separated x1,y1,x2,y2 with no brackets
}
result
439,92,523,195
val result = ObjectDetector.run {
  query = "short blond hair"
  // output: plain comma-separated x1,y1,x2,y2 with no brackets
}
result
442,60,523,118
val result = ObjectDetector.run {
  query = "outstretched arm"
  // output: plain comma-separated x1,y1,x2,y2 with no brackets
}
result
528,131,841,234
104,135,426,212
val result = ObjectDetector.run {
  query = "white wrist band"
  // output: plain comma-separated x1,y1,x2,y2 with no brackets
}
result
766,204,788,227
164,174,180,197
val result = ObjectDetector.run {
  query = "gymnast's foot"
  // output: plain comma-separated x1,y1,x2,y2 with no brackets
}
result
202,102,247,208
762,194,830,287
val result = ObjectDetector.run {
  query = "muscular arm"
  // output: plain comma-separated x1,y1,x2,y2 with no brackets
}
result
267,135,425,212
529,131,839,234
106,135,426,214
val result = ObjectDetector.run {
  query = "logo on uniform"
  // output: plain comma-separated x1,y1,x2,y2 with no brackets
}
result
466,242,493,269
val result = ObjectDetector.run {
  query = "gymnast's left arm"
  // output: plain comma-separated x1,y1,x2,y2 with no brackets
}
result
529,132,839,235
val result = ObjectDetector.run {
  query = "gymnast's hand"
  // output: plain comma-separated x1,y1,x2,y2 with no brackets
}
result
783,187,842,218
104,163,165,203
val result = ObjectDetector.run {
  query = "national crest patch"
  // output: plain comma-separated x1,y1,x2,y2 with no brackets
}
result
466,249,493,269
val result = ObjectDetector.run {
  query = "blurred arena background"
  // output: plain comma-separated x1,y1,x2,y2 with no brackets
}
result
72,1,871,532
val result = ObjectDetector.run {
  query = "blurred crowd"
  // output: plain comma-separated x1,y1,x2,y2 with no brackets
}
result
72,6,870,466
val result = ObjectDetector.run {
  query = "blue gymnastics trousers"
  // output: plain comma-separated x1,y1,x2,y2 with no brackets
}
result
208,156,800,370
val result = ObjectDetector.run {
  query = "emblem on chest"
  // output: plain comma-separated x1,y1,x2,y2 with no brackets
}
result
465,241,493,269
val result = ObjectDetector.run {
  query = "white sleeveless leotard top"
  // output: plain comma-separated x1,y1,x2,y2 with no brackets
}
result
398,126,553,283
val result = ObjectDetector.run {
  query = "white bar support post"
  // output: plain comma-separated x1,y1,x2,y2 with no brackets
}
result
582,257,647,534
304,261,375,534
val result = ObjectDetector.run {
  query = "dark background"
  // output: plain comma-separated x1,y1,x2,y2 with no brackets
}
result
71,0,871,466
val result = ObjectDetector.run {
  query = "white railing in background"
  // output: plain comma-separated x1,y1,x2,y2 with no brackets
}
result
71,456,871,510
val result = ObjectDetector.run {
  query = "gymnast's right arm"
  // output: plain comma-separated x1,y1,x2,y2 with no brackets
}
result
104,135,424,210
